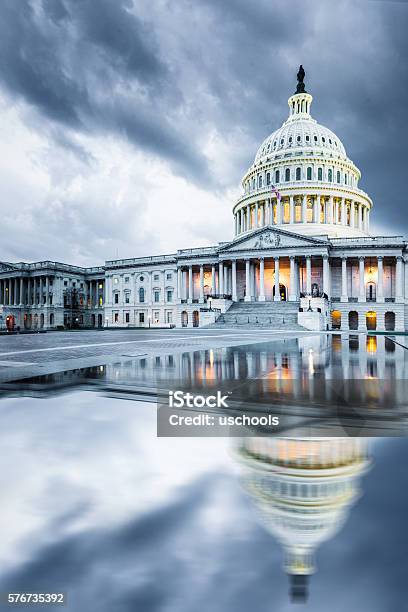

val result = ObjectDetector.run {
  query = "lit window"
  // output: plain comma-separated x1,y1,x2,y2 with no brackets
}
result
114,278,118,284
98,283,103,289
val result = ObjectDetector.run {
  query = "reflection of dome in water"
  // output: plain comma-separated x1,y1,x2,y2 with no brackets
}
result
236,437,370,602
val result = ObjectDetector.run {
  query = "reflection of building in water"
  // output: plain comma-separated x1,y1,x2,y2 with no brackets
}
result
236,436,370,601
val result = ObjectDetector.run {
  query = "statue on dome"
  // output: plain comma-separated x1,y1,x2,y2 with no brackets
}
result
296,65,306,93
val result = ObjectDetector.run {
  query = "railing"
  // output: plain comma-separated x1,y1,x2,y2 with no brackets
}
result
106,254,177,267
331,236,404,245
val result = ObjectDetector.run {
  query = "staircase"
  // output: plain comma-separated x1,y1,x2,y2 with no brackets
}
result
209,301,304,330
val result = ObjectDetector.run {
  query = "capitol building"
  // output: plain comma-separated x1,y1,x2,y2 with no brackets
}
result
0,68,406,332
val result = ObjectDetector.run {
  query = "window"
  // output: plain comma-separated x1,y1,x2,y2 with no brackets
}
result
307,167,312,180
306,135,310,142
266,172,271,185
154,290,160,303
273,140,277,149
258,175,263,188
297,135,301,143
114,293,119,304
139,287,145,303
124,276,129,283
275,170,280,183
125,293,130,304
314,135,318,142
252,178,255,189
288,136,292,144
125,312,130,323
337,170,341,183
64,280,68,287
154,274,159,281
285,168,290,182
99,296,103,306
72,282,76,287
296,167,301,181
114,313,119,323
345,174,348,185
80,282,83,288
114,278,118,284
166,273,172,280
98,283,103,289
322,137,326,143
166,312,173,324
167,290,173,303
280,138,284,145
318,167,323,181
154,311,160,323
139,312,145,323
139,276,144,282
328,169,333,182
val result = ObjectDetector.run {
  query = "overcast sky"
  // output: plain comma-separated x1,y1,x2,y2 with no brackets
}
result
0,0,407,266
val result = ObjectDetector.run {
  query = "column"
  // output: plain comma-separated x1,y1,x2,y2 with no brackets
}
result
45,276,50,306
306,256,312,295
358,256,365,302
218,262,224,295
259,258,265,301
377,256,384,302
255,202,259,228
27,278,31,306
350,202,355,228
269,199,273,225
314,195,319,224
261,203,265,227
366,208,370,232
341,198,346,226
246,205,251,230
223,263,228,295
274,257,280,301
188,265,193,303
396,256,403,301
327,196,334,224
276,198,282,224
289,195,295,224
232,260,237,301
358,203,363,230
301,195,307,223
211,265,216,295
19,277,24,306
33,277,37,306
341,257,348,302
199,265,204,302
177,268,182,302
39,276,43,306
289,256,297,301
245,259,251,302
323,256,330,297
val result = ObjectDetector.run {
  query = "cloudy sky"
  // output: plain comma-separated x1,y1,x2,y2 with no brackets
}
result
0,0,406,267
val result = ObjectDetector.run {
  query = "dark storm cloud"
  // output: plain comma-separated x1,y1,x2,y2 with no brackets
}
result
0,0,407,236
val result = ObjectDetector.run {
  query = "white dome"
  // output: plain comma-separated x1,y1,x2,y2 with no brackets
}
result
254,109,347,164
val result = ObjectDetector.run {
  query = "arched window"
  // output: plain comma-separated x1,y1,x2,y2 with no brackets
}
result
328,169,333,182
275,170,280,183
307,167,312,180
297,135,301,143
296,167,301,181
345,174,348,185
258,175,263,188
318,167,323,181
285,168,290,182
337,170,341,183
366,282,376,302
252,178,255,189
266,172,271,185
139,287,145,303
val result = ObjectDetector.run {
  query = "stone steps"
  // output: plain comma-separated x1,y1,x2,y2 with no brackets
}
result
209,300,304,329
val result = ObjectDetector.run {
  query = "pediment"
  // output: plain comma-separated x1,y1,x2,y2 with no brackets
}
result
219,227,327,253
